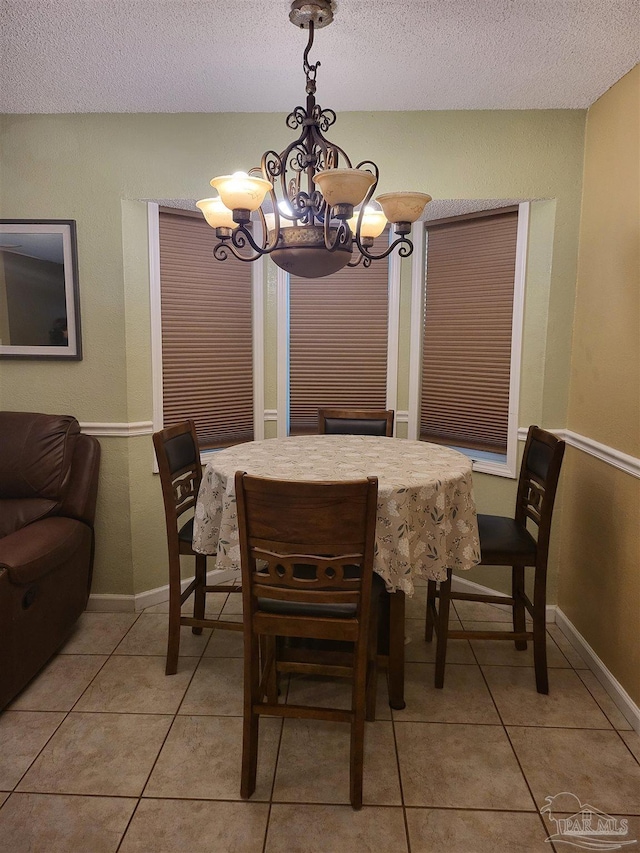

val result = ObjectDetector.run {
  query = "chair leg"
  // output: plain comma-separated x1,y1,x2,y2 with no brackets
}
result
241,634,261,799
434,570,452,689
241,713,259,800
425,579,437,641
166,557,182,675
365,595,379,722
350,646,368,810
512,565,527,650
532,566,549,694
387,590,406,710
192,553,206,635
349,711,365,810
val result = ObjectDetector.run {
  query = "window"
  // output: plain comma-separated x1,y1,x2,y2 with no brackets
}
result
288,232,392,434
419,206,526,473
156,207,254,448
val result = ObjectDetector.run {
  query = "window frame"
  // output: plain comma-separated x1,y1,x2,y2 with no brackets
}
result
276,230,400,437
407,201,530,479
148,202,265,466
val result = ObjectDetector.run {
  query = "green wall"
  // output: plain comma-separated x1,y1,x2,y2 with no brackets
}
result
0,110,585,596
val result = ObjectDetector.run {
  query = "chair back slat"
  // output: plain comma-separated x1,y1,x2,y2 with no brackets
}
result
515,426,565,553
251,549,365,591
170,466,200,516
153,420,202,527
523,478,545,526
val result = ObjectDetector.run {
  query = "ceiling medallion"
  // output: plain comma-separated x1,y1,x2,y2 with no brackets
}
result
197,0,432,279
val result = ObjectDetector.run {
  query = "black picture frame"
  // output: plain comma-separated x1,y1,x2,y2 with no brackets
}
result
0,219,82,360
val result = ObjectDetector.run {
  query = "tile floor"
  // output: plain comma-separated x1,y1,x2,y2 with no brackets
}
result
1,582,639,853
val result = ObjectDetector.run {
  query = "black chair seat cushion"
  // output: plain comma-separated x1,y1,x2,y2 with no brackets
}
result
324,418,388,436
478,514,537,564
257,571,385,618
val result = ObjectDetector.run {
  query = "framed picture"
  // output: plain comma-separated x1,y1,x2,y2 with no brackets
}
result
0,219,82,360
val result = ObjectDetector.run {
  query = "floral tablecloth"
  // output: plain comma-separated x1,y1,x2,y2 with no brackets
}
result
192,435,480,595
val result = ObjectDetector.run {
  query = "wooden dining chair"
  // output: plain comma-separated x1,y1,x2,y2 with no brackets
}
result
425,425,565,694
318,407,394,437
235,472,381,810
152,420,242,675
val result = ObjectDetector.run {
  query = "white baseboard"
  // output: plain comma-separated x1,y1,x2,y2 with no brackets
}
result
554,608,640,735
452,572,639,734
86,567,240,613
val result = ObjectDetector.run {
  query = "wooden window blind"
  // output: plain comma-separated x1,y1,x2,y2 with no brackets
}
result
159,209,254,449
420,210,518,454
289,232,390,435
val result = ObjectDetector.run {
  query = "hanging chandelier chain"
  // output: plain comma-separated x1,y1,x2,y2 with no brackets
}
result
303,21,320,93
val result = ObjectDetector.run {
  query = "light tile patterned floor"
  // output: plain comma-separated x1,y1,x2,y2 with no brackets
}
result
0,593,639,853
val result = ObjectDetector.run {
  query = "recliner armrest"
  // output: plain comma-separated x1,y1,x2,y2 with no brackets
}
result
59,434,101,527
0,516,91,585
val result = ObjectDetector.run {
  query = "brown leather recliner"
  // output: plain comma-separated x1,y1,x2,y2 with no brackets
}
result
0,412,101,709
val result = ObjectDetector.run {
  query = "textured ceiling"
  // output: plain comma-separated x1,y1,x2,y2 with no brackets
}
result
1,1,638,114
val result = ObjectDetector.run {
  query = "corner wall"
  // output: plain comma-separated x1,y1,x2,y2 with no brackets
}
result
559,65,640,704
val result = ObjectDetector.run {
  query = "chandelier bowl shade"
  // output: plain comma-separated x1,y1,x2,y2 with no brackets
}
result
210,172,272,213
196,197,236,230
376,192,433,225
313,168,376,209
347,206,388,239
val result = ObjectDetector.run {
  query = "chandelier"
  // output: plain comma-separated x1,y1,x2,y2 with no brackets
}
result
196,0,432,279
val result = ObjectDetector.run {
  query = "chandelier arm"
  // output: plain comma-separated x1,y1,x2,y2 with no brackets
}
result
323,216,350,253
355,160,379,179
349,161,380,242
355,160,379,196
220,226,270,261
346,253,364,268
213,238,266,263
356,234,414,262
256,203,281,251
213,242,233,262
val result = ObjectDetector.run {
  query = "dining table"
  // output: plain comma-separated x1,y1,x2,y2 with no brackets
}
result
192,434,481,708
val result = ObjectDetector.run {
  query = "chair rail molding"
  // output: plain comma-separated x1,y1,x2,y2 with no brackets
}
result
517,427,640,479
80,421,154,436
